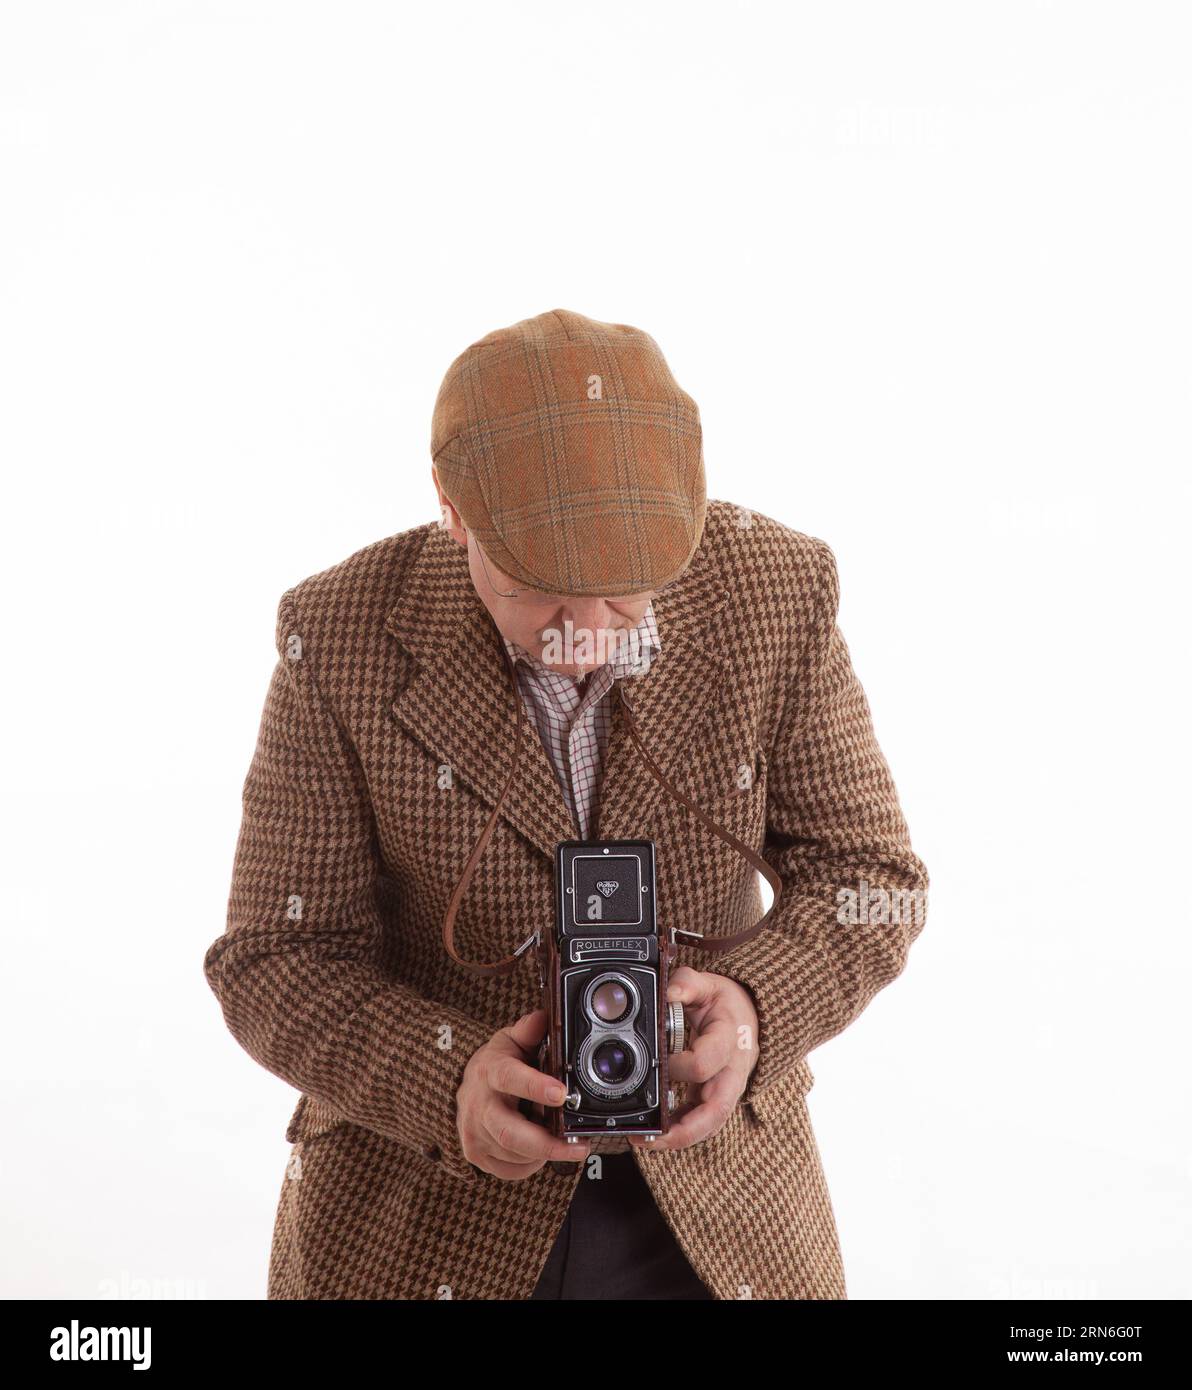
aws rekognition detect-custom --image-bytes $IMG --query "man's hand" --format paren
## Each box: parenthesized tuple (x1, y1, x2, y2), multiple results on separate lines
(456, 1009, 592, 1179)
(628, 965, 759, 1154)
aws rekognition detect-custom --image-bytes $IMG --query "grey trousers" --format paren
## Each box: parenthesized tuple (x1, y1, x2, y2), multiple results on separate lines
(529, 1152, 714, 1300)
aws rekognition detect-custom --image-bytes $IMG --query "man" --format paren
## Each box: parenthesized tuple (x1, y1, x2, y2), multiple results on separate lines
(204, 308, 929, 1300)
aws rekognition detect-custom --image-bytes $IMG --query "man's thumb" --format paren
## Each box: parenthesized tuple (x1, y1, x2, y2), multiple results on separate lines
(505, 1008, 548, 1053)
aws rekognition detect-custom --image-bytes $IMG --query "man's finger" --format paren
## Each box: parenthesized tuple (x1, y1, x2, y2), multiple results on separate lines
(481, 1103, 592, 1165)
(666, 965, 718, 1009)
(632, 1100, 725, 1152)
(498, 1008, 549, 1055)
(473, 1153, 547, 1181)
(485, 1053, 568, 1107)
(631, 1070, 743, 1152)
(667, 1019, 733, 1085)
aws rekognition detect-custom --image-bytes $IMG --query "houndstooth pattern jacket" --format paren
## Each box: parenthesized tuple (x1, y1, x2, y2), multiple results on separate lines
(203, 498, 929, 1300)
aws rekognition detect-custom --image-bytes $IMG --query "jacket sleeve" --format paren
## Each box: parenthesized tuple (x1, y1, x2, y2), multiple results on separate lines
(203, 587, 494, 1180)
(716, 539, 929, 1104)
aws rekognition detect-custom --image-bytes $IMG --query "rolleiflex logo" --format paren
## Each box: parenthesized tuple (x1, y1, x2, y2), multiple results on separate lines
(49, 1321, 151, 1370)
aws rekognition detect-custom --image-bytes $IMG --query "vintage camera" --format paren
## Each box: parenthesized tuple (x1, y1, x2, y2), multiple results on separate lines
(535, 839, 686, 1142)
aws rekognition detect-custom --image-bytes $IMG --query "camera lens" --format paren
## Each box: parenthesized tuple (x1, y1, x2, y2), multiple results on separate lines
(590, 980, 630, 1022)
(592, 1039, 632, 1084)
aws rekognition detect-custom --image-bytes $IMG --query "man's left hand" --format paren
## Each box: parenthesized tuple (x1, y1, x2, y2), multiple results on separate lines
(628, 965, 759, 1153)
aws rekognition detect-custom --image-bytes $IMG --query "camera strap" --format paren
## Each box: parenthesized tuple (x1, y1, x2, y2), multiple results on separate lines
(439, 636, 783, 977)
(613, 680, 783, 958)
(439, 638, 534, 978)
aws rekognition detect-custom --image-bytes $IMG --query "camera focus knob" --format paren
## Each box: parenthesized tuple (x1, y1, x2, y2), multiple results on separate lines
(666, 1000, 687, 1054)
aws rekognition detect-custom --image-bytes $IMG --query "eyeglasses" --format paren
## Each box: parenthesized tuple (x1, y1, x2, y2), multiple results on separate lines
(475, 541, 681, 605)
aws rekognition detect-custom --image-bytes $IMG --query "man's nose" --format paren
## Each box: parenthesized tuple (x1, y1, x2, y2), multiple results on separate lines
(559, 597, 614, 629)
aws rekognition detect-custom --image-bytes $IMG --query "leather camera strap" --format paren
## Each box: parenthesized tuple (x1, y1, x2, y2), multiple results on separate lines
(440, 633, 782, 977)
(439, 638, 531, 978)
(613, 680, 783, 955)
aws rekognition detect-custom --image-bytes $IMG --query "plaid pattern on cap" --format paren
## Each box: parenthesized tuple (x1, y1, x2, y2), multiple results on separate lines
(431, 309, 706, 596)
(502, 603, 660, 840)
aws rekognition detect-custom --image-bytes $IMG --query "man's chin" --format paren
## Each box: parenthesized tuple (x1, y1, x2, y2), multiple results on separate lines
(542, 659, 600, 678)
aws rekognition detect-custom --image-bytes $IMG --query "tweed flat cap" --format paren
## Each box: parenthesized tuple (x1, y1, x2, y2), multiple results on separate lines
(430, 308, 706, 596)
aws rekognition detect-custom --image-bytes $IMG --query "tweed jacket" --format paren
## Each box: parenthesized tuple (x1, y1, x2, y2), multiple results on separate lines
(203, 498, 929, 1300)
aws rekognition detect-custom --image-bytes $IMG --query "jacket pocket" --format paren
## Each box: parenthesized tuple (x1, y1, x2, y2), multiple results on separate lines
(285, 1093, 352, 1146)
(745, 1057, 815, 1127)
(284, 1093, 476, 1180)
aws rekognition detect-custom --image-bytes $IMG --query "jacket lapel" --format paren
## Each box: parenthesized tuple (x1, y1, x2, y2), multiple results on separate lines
(385, 522, 728, 861)
(385, 527, 577, 860)
(593, 552, 728, 840)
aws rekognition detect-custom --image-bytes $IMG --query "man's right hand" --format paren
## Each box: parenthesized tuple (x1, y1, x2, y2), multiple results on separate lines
(456, 1008, 592, 1179)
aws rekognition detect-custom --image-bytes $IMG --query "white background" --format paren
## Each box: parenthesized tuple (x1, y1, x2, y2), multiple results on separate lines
(2, 1, 1188, 1300)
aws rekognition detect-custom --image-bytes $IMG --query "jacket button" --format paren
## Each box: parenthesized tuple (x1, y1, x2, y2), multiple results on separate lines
(423, 1144, 442, 1161)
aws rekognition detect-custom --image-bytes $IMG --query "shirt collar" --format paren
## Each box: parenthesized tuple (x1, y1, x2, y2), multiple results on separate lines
(502, 601, 660, 683)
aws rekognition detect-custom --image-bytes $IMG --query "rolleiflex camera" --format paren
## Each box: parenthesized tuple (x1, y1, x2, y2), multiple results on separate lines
(535, 839, 686, 1141)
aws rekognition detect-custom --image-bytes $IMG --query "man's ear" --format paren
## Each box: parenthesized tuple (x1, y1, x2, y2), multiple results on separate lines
(431, 464, 467, 547)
